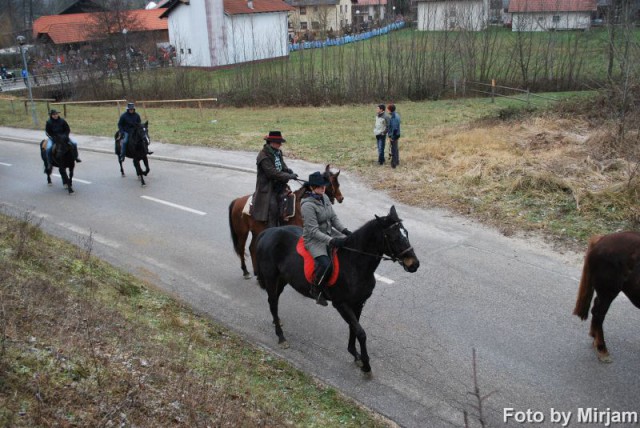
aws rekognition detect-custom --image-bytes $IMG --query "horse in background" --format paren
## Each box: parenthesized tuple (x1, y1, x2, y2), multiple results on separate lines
(573, 231, 640, 362)
(255, 206, 419, 374)
(115, 121, 151, 186)
(228, 164, 343, 279)
(40, 134, 75, 194)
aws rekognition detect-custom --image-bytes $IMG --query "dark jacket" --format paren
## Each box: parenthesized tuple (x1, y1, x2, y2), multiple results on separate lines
(388, 111, 401, 140)
(301, 193, 346, 258)
(118, 111, 141, 134)
(252, 144, 295, 222)
(45, 117, 70, 137)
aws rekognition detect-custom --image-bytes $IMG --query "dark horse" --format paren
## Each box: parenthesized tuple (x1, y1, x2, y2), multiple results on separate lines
(573, 231, 640, 363)
(256, 206, 420, 373)
(40, 134, 75, 194)
(115, 121, 151, 186)
(228, 164, 343, 279)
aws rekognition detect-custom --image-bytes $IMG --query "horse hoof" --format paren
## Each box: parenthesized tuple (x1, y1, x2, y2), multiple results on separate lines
(354, 358, 363, 368)
(362, 369, 373, 379)
(68, 189, 75, 194)
(48, 183, 52, 186)
(243, 272, 252, 280)
(597, 352, 612, 363)
(278, 340, 289, 349)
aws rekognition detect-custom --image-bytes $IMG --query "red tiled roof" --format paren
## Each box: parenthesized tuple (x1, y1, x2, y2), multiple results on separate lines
(160, 0, 293, 17)
(357, 0, 387, 5)
(225, 0, 295, 15)
(33, 8, 168, 44)
(509, 0, 596, 13)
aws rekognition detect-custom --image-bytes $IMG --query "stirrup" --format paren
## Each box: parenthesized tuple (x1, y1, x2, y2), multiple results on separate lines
(311, 283, 328, 306)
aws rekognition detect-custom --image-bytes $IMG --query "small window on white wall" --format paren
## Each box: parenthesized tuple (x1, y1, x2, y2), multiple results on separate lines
(180, 48, 184, 54)
(552, 15, 560, 22)
(188, 48, 192, 54)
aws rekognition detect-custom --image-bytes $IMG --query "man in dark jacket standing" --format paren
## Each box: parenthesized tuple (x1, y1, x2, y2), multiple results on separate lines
(388, 104, 401, 168)
(45, 109, 81, 168)
(252, 131, 298, 227)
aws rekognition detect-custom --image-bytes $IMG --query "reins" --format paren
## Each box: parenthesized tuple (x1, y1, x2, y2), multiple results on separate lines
(340, 221, 413, 263)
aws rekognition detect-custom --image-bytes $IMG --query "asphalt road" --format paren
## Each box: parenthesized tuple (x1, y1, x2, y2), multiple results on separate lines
(1, 127, 639, 428)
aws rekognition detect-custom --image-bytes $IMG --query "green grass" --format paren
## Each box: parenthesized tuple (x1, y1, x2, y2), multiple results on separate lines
(0, 212, 390, 427)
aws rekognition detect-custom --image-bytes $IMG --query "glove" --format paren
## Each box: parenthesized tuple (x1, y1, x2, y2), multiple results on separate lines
(342, 229, 352, 236)
(290, 173, 298, 179)
(330, 237, 347, 248)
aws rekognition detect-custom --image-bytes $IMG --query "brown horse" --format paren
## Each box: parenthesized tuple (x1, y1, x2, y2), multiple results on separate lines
(573, 231, 640, 362)
(229, 164, 343, 279)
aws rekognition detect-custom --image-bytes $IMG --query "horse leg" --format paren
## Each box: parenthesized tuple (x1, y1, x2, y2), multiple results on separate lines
(347, 303, 365, 367)
(68, 167, 74, 194)
(119, 157, 125, 177)
(589, 292, 618, 363)
(135, 160, 146, 186)
(268, 278, 288, 348)
(143, 157, 150, 176)
(334, 302, 371, 373)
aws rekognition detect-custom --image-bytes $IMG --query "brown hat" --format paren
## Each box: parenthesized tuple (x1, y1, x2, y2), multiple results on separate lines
(264, 131, 286, 143)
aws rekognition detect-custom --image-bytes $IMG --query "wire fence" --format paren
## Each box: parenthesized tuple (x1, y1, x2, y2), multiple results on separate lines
(461, 80, 559, 105)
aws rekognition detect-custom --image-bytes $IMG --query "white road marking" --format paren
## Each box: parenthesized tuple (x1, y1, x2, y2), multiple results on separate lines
(57, 222, 121, 249)
(0, 162, 12, 166)
(141, 196, 207, 216)
(52, 173, 91, 184)
(375, 273, 394, 284)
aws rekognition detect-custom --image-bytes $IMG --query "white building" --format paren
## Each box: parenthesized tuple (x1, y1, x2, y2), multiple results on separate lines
(509, 0, 597, 32)
(160, 0, 294, 67)
(416, 0, 489, 31)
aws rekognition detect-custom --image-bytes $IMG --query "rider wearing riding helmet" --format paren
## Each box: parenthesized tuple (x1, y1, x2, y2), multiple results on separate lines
(118, 102, 151, 161)
(45, 109, 81, 168)
(301, 171, 352, 306)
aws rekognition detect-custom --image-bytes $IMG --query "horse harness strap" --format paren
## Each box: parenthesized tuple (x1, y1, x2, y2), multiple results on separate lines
(341, 222, 413, 263)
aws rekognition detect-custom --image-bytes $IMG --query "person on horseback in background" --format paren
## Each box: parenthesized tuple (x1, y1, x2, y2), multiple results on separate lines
(45, 109, 81, 169)
(252, 131, 298, 228)
(301, 171, 352, 306)
(118, 102, 151, 161)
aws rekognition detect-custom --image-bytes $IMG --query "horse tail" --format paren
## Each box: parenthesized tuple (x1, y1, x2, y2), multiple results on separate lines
(228, 199, 242, 258)
(573, 235, 602, 320)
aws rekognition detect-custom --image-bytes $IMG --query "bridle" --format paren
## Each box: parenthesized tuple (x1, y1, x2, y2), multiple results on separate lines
(341, 221, 413, 263)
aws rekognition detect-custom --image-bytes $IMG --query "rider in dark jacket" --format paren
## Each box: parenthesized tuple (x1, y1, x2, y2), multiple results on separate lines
(118, 102, 151, 161)
(45, 109, 81, 168)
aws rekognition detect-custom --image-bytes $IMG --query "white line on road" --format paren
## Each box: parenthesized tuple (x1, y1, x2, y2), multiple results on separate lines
(0, 162, 12, 166)
(141, 196, 207, 216)
(57, 222, 121, 249)
(53, 173, 92, 184)
(375, 273, 394, 284)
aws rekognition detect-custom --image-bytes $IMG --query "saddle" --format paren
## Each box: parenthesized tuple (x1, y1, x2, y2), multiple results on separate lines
(296, 237, 340, 287)
(246, 187, 296, 222)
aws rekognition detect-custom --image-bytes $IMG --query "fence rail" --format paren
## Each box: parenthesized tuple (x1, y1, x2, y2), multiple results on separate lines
(464, 80, 559, 105)
(50, 98, 218, 118)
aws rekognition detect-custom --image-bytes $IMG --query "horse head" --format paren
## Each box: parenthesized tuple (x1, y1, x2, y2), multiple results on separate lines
(131, 121, 149, 151)
(375, 206, 420, 273)
(324, 164, 344, 204)
(53, 134, 72, 155)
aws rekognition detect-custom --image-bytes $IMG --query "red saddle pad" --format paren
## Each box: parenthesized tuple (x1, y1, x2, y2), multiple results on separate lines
(296, 237, 339, 286)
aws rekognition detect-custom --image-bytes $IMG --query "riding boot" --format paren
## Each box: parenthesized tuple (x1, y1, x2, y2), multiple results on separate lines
(311, 257, 330, 307)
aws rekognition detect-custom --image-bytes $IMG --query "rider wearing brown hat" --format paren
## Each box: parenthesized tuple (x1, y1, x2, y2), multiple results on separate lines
(252, 131, 298, 228)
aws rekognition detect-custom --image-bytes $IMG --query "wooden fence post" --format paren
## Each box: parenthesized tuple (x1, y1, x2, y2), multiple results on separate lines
(491, 79, 496, 103)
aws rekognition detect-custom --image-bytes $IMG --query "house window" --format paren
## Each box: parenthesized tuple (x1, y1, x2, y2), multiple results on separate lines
(313, 6, 317, 12)
(188, 48, 191, 54)
(301, 21, 308, 29)
(312, 21, 320, 29)
(180, 48, 184, 54)
(552, 15, 560, 22)
(537, 16, 544, 22)
(300, 7, 306, 15)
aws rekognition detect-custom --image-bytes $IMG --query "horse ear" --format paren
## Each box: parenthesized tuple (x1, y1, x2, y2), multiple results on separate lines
(325, 164, 331, 172)
(144, 121, 149, 127)
(389, 205, 398, 219)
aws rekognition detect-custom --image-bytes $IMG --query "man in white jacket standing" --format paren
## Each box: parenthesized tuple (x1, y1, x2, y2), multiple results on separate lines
(373, 104, 390, 165)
